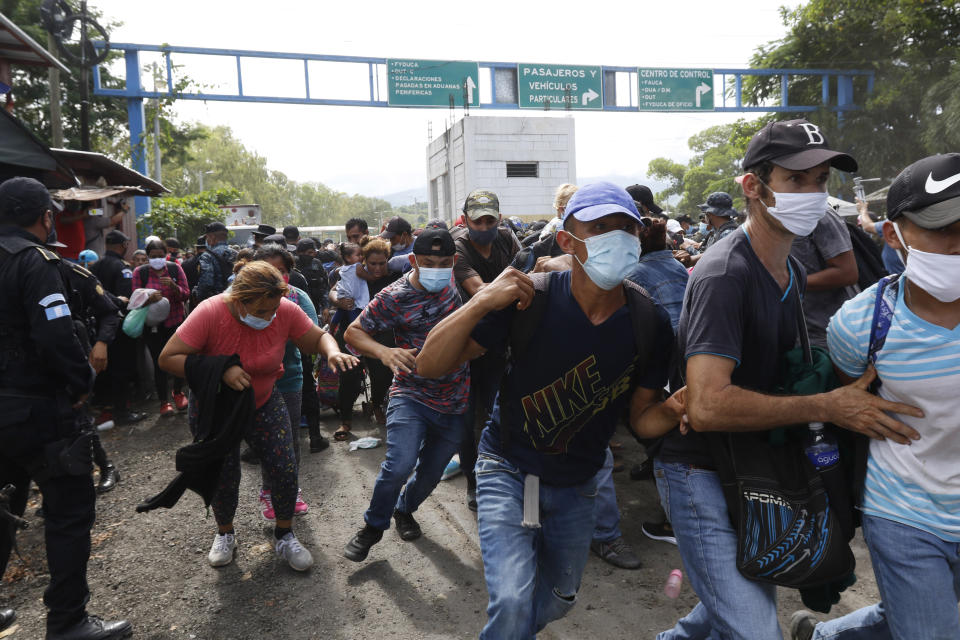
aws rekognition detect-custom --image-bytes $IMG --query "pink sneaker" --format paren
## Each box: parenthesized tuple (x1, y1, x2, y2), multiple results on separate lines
(259, 489, 275, 522)
(294, 488, 309, 516)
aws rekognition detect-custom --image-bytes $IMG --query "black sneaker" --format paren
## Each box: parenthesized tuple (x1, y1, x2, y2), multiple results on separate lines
(115, 411, 145, 426)
(630, 459, 654, 481)
(343, 524, 383, 562)
(590, 536, 642, 570)
(309, 435, 330, 453)
(467, 488, 477, 512)
(641, 521, 677, 546)
(393, 510, 422, 541)
(789, 610, 818, 640)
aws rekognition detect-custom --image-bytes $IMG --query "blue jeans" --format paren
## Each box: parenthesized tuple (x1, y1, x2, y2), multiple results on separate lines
(364, 397, 463, 531)
(592, 447, 622, 543)
(654, 460, 782, 639)
(812, 513, 960, 639)
(476, 453, 597, 640)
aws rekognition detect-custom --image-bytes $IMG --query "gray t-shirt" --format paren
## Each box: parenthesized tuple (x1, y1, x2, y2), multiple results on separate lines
(83, 211, 115, 257)
(790, 209, 853, 347)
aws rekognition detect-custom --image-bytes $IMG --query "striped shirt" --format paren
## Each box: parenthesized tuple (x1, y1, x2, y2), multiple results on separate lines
(827, 280, 960, 542)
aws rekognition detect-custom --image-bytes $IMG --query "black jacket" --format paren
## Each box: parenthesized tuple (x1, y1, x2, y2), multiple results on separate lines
(90, 249, 134, 300)
(136, 354, 254, 512)
(0, 226, 92, 400)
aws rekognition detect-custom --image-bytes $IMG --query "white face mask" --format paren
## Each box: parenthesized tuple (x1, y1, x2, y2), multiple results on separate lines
(148, 257, 166, 271)
(893, 223, 960, 302)
(758, 182, 829, 237)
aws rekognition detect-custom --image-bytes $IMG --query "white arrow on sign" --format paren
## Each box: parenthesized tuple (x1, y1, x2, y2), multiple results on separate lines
(695, 81, 712, 108)
(465, 76, 477, 104)
(582, 88, 599, 106)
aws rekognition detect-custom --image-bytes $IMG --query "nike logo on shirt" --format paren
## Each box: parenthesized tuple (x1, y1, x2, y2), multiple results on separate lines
(925, 171, 960, 194)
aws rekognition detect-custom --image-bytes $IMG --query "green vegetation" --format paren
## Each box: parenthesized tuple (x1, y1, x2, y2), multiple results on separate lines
(652, 0, 960, 217)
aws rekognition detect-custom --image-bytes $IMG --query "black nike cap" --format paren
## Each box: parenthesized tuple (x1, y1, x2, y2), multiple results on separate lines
(887, 153, 960, 229)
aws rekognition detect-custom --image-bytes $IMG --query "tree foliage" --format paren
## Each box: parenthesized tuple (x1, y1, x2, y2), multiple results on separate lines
(745, 0, 960, 184)
(648, 118, 771, 215)
(161, 125, 394, 229)
(138, 187, 241, 241)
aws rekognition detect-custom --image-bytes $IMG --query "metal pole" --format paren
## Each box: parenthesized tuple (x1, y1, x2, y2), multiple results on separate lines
(153, 65, 161, 182)
(47, 32, 63, 147)
(79, 0, 90, 150)
(124, 49, 150, 229)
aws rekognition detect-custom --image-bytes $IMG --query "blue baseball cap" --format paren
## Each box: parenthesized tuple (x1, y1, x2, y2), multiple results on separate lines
(561, 182, 643, 225)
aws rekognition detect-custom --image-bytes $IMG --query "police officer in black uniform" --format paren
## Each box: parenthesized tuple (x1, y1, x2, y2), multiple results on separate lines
(294, 238, 331, 453)
(47, 232, 122, 493)
(0, 177, 132, 639)
(91, 230, 145, 425)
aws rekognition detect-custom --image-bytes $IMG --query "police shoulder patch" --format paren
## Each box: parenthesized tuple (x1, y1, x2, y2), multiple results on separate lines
(71, 263, 93, 277)
(35, 246, 60, 262)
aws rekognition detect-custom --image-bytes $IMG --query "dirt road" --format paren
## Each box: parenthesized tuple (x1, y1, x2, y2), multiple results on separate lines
(3, 406, 880, 639)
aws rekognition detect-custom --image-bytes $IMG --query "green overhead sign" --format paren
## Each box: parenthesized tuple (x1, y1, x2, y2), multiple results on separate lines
(637, 68, 714, 111)
(517, 63, 603, 110)
(386, 59, 480, 107)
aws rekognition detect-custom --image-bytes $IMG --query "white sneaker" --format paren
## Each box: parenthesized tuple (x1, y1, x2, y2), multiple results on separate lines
(208, 532, 237, 567)
(276, 532, 313, 571)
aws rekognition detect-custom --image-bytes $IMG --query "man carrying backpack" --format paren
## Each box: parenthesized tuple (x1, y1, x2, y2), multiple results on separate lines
(417, 182, 683, 639)
(790, 153, 960, 640)
(193, 222, 236, 303)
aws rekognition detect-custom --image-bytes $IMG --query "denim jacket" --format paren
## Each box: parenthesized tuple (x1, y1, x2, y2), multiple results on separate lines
(626, 250, 689, 332)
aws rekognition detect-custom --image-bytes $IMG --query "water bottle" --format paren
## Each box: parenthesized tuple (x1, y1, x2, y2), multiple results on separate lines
(664, 569, 683, 598)
(804, 422, 840, 470)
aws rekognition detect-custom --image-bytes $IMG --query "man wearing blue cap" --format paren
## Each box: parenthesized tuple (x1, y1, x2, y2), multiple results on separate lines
(417, 182, 683, 639)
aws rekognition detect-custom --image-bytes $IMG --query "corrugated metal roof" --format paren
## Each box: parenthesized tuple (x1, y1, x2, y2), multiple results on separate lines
(0, 12, 70, 74)
(50, 148, 169, 195)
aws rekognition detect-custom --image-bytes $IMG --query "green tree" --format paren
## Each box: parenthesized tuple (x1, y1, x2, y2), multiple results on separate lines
(745, 0, 960, 187)
(648, 118, 770, 215)
(139, 187, 241, 241)
(3, 0, 128, 151)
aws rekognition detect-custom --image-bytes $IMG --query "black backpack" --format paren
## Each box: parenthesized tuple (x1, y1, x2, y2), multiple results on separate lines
(498, 272, 662, 449)
(844, 220, 886, 290)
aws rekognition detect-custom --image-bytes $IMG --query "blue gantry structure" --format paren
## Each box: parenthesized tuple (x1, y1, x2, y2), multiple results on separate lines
(92, 42, 874, 217)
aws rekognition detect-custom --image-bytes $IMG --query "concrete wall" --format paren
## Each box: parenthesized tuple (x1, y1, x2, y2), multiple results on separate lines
(426, 116, 576, 223)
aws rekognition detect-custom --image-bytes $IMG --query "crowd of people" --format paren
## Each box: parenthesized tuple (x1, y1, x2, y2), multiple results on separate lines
(0, 116, 957, 640)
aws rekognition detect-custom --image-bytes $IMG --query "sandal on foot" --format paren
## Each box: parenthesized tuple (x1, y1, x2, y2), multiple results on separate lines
(334, 425, 351, 441)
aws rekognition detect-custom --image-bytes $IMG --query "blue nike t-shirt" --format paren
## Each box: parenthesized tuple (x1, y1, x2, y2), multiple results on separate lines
(471, 270, 672, 486)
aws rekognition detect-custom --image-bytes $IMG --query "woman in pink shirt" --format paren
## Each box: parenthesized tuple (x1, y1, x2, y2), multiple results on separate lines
(134, 239, 191, 416)
(159, 261, 357, 572)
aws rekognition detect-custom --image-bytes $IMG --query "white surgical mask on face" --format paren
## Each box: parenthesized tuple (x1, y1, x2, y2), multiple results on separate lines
(758, 181, 829, 237)
(893, 222, 960, 302)
(148, 257, 166, 271)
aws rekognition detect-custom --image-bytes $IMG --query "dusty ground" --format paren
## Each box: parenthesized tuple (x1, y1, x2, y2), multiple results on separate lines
(3, 403, 881, 639)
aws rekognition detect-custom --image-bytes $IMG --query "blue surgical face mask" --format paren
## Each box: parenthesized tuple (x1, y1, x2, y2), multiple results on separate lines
(239, 303, 276, 330)
(205, 241, 214, 251)
(566, 229, 641, 290)
(698, 222, 709, 235)
(468, 226, 498, 245)
(415, 258, 453, 293)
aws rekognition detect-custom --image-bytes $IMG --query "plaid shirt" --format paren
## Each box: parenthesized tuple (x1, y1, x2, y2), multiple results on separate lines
(133, 263, 190, 328)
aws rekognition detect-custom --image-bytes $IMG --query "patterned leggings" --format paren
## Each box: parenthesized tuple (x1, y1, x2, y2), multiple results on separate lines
(190, 387, 298, 524)
(261, 390, 302, 492)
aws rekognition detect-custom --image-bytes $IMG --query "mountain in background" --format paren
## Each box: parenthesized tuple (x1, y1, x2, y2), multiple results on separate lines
(378, 175, 673, 209)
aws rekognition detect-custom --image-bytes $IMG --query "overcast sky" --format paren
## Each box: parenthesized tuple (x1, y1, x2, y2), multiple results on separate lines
(92, 0, 795, 198)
